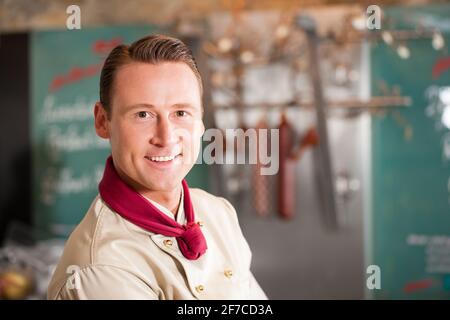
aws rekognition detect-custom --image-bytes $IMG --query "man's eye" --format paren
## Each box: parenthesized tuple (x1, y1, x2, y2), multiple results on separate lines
(137, 111, 149, 118)
(176, 110, 187, 117)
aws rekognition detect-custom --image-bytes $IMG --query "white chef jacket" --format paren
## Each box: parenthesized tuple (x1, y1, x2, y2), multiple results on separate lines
(47, 187, 268, 300)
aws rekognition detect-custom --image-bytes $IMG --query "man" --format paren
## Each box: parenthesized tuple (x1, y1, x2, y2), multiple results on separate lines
(47, 35, 267, 300)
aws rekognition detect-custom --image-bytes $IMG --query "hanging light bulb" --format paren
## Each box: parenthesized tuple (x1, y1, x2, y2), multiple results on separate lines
(217, 37, 233, 53)
(351, 14, 366, 31)
(240, 50, 255, 64)
(381, 31, 394, 45)
(275, 24, 290, 39)
(432, 31, 445, 50)
(397, 43, 410, 59)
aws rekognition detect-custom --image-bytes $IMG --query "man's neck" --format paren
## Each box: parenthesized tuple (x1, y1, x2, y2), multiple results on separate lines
(141, 186, 182, 217)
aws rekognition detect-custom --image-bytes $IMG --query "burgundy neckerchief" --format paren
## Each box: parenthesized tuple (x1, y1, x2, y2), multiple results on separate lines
(98, 156, 207, 260)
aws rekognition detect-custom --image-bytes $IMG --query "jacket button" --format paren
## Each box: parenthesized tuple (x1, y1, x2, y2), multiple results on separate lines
(195, 285, 204, 293)
(224, 269, 233, 278)
(163, 239, 173, 247)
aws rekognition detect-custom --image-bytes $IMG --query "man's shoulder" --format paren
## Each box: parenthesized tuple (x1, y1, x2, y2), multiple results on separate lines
(53, 195, 149, 269)
(189, 187, 215, 199)
(189, 188, 232, 207)
(47, 195, 152, 298)
(189, 188, 240, 227)
(189, 188, 236, 213)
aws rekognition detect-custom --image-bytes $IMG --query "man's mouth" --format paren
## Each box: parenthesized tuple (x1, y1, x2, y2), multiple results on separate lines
(145, 154, 181, 163)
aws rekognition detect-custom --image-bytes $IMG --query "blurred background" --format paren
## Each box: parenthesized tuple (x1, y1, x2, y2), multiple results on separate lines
(1, 0, 450, 300)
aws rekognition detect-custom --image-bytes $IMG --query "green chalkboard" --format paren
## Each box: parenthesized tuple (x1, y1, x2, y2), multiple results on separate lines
(370, 5, 450, 299)
(31, 26, 209, 238)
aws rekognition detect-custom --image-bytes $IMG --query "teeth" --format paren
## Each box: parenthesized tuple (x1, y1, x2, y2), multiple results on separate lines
(148, 155, 176, 162)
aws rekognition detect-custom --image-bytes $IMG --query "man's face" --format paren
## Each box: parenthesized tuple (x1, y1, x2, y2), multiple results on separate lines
(96, 62, 204, 193)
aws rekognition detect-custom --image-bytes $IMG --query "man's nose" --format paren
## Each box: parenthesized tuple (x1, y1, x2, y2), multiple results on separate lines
(149, 117, 178, 147)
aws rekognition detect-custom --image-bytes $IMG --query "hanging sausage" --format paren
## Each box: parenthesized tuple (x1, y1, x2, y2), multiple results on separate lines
(278, 112, 296, 219)
(278, 113, 319, 220)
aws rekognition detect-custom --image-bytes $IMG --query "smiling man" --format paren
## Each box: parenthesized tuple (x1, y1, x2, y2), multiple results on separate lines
(47, 35, 267, 300)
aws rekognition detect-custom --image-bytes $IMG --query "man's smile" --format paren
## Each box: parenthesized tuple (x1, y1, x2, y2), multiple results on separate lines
(144, 153, 183, 169)
(145, 154, 179, 162)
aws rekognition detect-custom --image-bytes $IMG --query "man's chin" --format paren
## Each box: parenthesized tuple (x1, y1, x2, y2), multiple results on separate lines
(142, 177, 183, 193)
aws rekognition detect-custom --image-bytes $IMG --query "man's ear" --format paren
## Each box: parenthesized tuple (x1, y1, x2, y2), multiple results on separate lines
(94, 102, 110, 139)
(200, 121, 205, 136)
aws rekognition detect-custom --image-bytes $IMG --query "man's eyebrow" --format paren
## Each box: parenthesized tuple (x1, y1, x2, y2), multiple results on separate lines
(171, 103, 199, 110)
(123, 103, 201, 112)
(123, 103, 155, 111)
